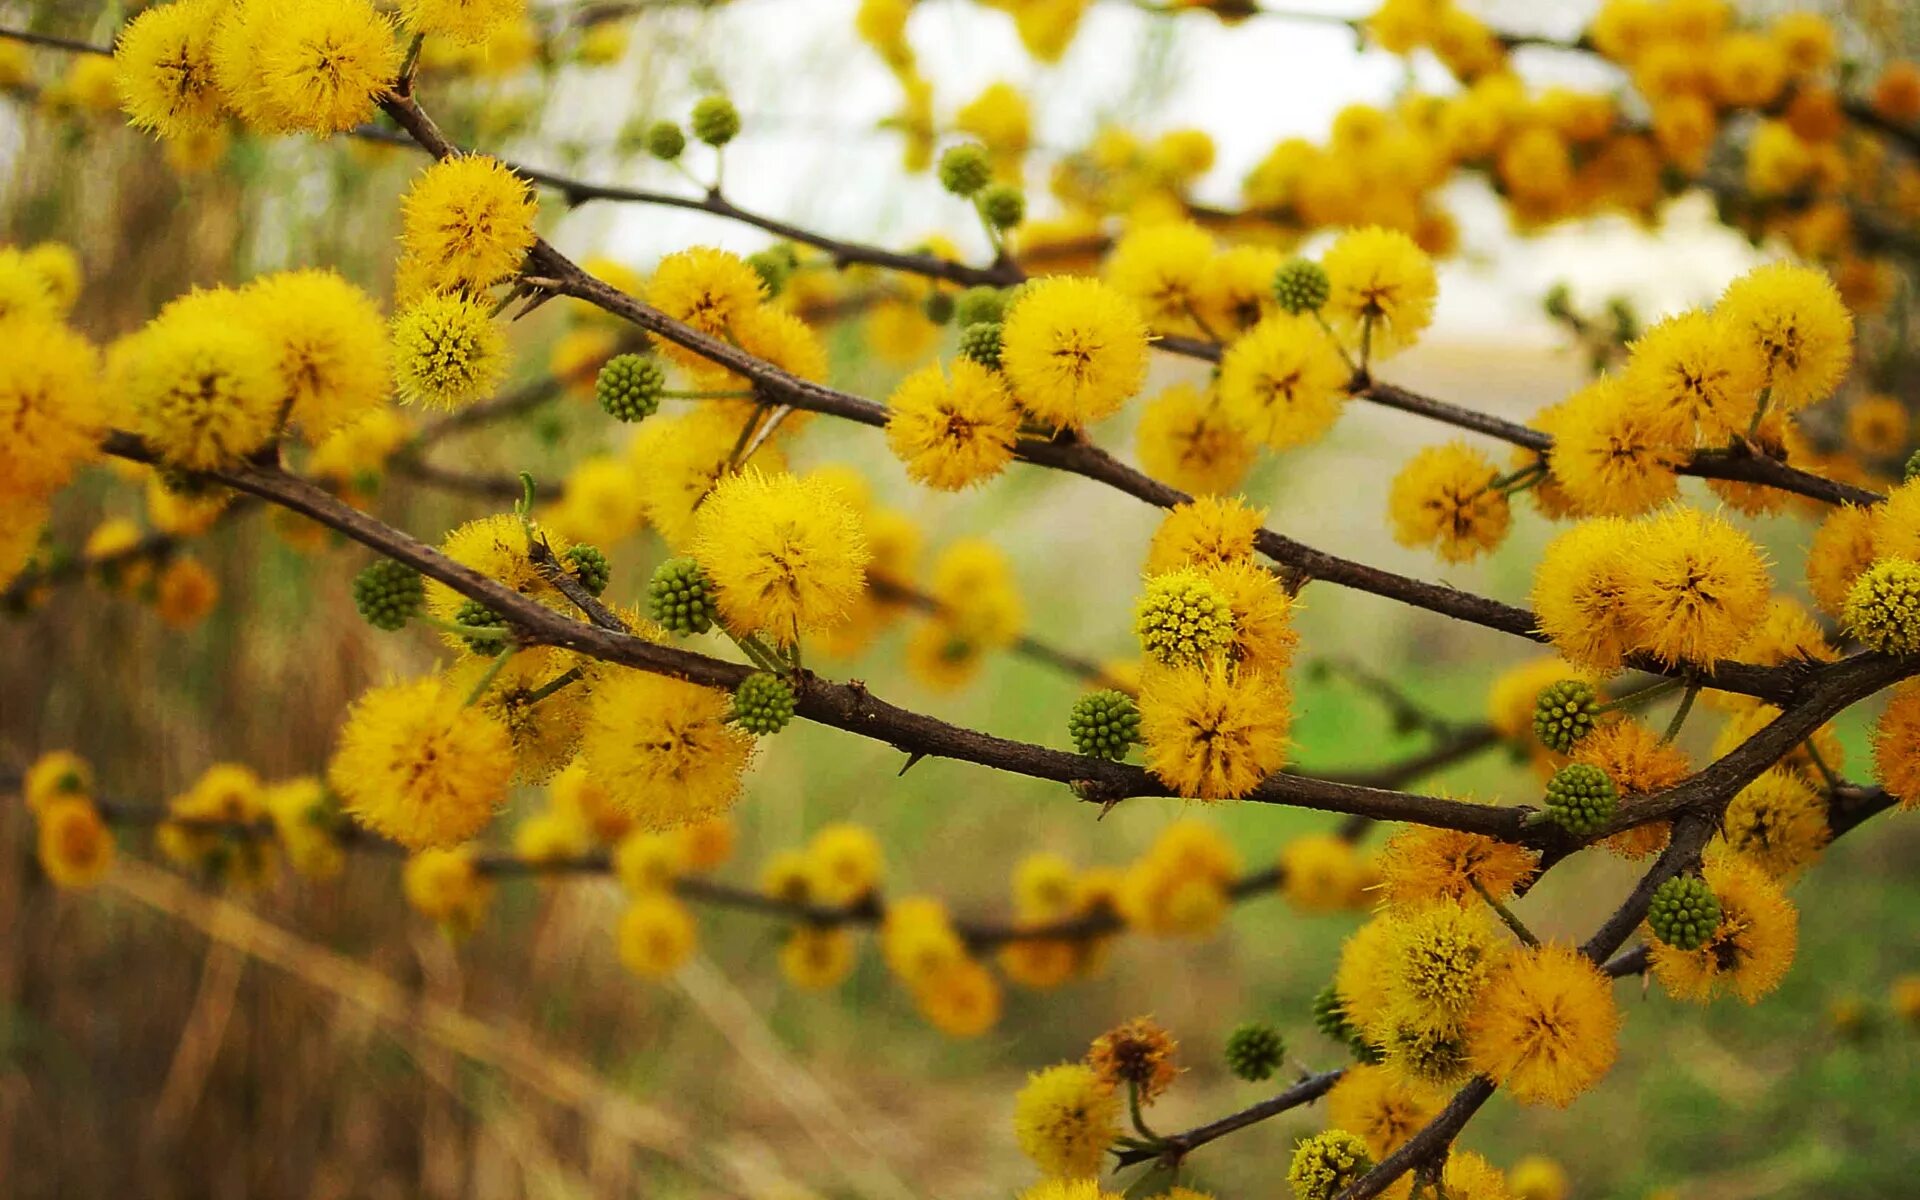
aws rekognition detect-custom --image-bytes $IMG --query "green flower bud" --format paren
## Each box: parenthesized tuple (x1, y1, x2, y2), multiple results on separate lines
(1647, 874, 1722, 951)
(647, 556, 717, 635)
(1067, 689, 1140, 761)
(563, 544, 611, 596)
(923, 289, 956, 326)
(1533, 678, 1601, 753)
(1542, 762, 1618, 836)
(1272, 258, 1331, 315)
(690, 95, 740, 147)
(596, 353, 667, 423)
(747, 245, 797, 297)
(730, 671, 797, 734)
(979, 182, 1025, 230)
(453, 598, 509, 654)
(958, 321, 1002, 368)
(952, 286, 1009, 328)
(646, 120, 686, 160)
(1224, 1021, 1287, 1082)
(352, 559, 424, 631)
(938, 142, 992, 197)
(1904, 449, 1920, 483)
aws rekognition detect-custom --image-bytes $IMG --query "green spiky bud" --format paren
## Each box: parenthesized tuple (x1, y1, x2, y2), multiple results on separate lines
(1224, 1022, 1287, 1082)
(923, 289, 956, 326)
(1068, 689, 1140, 761)
(1533, 678, 1601, 753)
(1288, 1130, 1373, 1200)
(952, 286, 1009, 328)
(1311, 983, 1352, 1044)
(596, 353, 667, 423)
(979, 183, 1025, 230)
(747, 246, 797, 297)
(352, 559, 424, 631)
(1904, 448, 1920, 483)
(563, 544, 611, 596)
(690, 95, 740, 147)
(646, 120, 686, 160)
(453, 598, 509, 653)
(1272, 258, 1331, 315)
(938, 142, 993, 197)
(1542, 762, 1618, 836)
(647, 556, 717, 635)
(1647, 874, 1722, 951)
(730, 671, 797, 734)
(958, 321, 1002, 368)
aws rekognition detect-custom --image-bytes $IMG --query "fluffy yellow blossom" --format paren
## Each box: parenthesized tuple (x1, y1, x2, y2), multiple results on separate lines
(1216, 312, 1350, 450)
(391, 293, 507, 409)
(1276, 834, 1365, 914)
(807, 822, 885, 906)
(1716, 262, 1853, 411)
(154, 555, 219, 628)
(689, 469, 869, 645)
(1135, 384, 1257, 496)
(403, 846, 492, 937)
(1012, 1063, 1120, 1178)
(328, 675, 517, 849)
(884, 358, 1021, 490)
(1134, 568, 1236, 667)
(0, 247, 66, 324)
(1388, 441, 1511, 563)
(999, 276, 1150, 429)
(36, 797, 115, 888)
(1384, 900, 1505, 1027)
(914, 957, 1003, 1036)
(1104, 221, 1215, 334)
(1086, 1016, 1179, 1103)
(1847, 394, 1909, 459)
(1118, 821, 1241, 936)
(1574, 719, 1686, 859)
(246, 269, 390, 439)
(398, 155, 538, 294)
(617, 893, 696, 978)
(1467, 942, 1619, 1106)
(1871, 681, 1920, 809)
(1720, 768, 1829, 878)
(1204, 559, 1298, 672)
(113, 0, 225, 140)
(1321, 226, 1437, 357)
(645, 247, 766, 368)
(421, 511, 571, 635)
(0, 318, 102, 504)
(1843, 558, 1920, 655)
(1547, 376, 1681, 516)
(118, 303, 282, 472)
(1139, 659, 1289, 799)
(1326, 1063, 1439, 1159)
(1650, 850, 1798, 1003)
(1507, 1156, 1569, 1200)
(263, 777, 345, 880)
(780, 927, 857, 989)
(1145, 495, 1266, 575)
(1618, 507, 1771, 669)
(1531, 518, 1639, 672)
(1808, 503, 1878, 618)
(1375, 822, 1539, 906)
(1620, 311, 1767, 447)
(251, 0, 401, 134)
(398, 0, 528, 46)
(449, 648, 592, 783)
(628, 406, 785, 548)
(24, 751, 93, 813)
(580, 669, 755, 829)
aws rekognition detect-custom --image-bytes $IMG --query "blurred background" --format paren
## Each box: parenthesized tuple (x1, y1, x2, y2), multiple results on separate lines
(3, 0, 1920, 1197)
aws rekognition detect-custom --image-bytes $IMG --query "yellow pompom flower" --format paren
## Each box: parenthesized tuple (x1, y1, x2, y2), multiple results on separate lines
(1204, 559, 1299, 672)
(1325, 1063, 1439, 1160)
(1134, 568, 1236, 667)
(1736, 595, 1836, 669)
(1440, 1150, 1513, 1200)
(21, 243, 80, 316)
(1842, 558, 1920, 655)
(1321, 226, 1437, 357)
(629, 406, 785, 549)
(1278, 834, 1365, 913)
(1288, 1129, 1374, 1200)
(1018, 1179, 1124, 1200)
(391, 292, 507, 409)
(1387, 441, 1511, 563)
(1215, 312, 1350, 450)
(1466, 941, 1619, 1107)
(1618, 506, 1771, 669)
(398, 0, 528, 46)
(999, 276, 1150, 429)
(617, 892, 696, 978)
(1620, 310, 1767, 447)
(807, 822, 885, 906)
(1716, 261, 1853, 411)
(328, 675, 517, 850)
(1385, 900, 1505, 1027)
(780, 926, 857, 989)
(1649, 850, 1798, 1003)
(36, 797, 115, 889)
(252, 0, 401, 135)
(884, 358, 1021, 490)
(689, 468, 870, 645)
(914, 957, 1003, 1037)
(421, 511, 571, 635)
(1546, 376, 1681, 517)
(1719, 767, 1829, 878)
(644, 247, 766, 366)
(113, 0, 225, 141)
(1375, 822, 1539, 907)
(1138, 659, 1290, 799)
(1846, 394, 1909, 459)
(402, 846, 493, 937)
(0, 247, 64, 324)
(448, 647, 591, 783)
(119, 306, 283, 472)
(25, 750, 94, 813)
(1531, 517, 1639, 672)
(1871, 681, 1920, 809)
(1011, 1062, 1120, 1179)
(1104, 221, 1215, 334)
(880, 895, 966, 984)
(154, 555, 219, 628)
(1573, 719, 1688, 859)
(1809, 503, 1878, 618)
(244, 269, 390, 439)
(1145, 495, 1266, 575)
(580, 668, 755, 829)
(0, 318, 103, 504)
(1135, 384, 1257, 496)
(262, 777, 345, 880)
(1333, 915, 1399, 1035)
(1507, 1156, 1570, 1200)
(398, 155, 538, 294)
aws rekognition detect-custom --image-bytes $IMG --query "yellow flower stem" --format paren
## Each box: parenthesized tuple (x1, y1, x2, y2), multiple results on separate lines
(1596, 674, 1686, 714)
(1487, 460, 1548, 496)
(724, 628, 784, 675)
(1746, 386, 1774, 439)
(396, 32, 425, 92)
(1179, 298, 1227, 346)
(663, 389, 756, 400)
(1359, 312, 1376, 373)
(1471, 876, 1541, 949)
(1802, 738, 1845, 793)
(423, 616, 511, 642)
(463, 646, 517, 707)
(525, 665, 585, 705)
(1660, 679, 1701, 744)
(1311, 309, 1358, 373)
(1126, 1079, 1164, 1144)
(971, 196, 1008, 260)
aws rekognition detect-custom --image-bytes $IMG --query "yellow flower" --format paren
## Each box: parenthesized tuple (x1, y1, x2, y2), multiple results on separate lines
(1135, 384, 1257, 496)
(1104, 221, 1215, 334)
(1620, 310, 1767, 447)
(543, 455, 647, 547)
(1321, 225, 1437, 357)
(118, 302, 282, 472)
(1507, 1156, 1570, 1200)
(37, 797, 114, 888)
(580, 668, 755, 829)
(250, 0, 401, 135)
(1871, 680, 1920, 809)
(1618, 506, 1772, 669)
(1145, 495, 1266, 575)
(955, 80, 1032, 164)
(154, 555, 219, 628)
(645, 247, 766, 368)
(999, 276, 1150, 429)
(1204, 559, 1298, 672)
(1708, 31, 1786, 107)
(1846, 394, 1909, 459)
(1375, 822, 1539, 907)
(1117, 821, 1240, 936)
(1842, 557, 1920, 655)
(328, 674, 517, 850)
(421, 511, 572, 638)
(880, 895, 965, 984)
(246, 269, 391, 440)
(307, 407, 414, 492)
(1334, 916, 1399, 1035)
(1466, 941, 1619, 1107)
(1134, 568, 1236, 668)
(262, 777, 345, 880)
(1716, 261, 1853, 410)
(628, 406, 785, 548)
(1018, 1180, 1124, 1200)
(1288, 1129, 1374, 1200)
(398, 154, 538, 294)
(1719, 767, 1829, 878)
(25, 750, 94, 813)
(913, 957, 1003, 1036)
(0, 246, 65, 324)
(1011, 1062, 1120, 1178)
(1325, 1062, 1439, 1159)
(689, 468, 870, 645)
(448, 647, 592, 783)
(884, 358, 1021, 490)
(1138, 659, 1290, 799)
(1441, 1150, 1514, 1200)
(1388, 441, 1511, 563)
(1384, 900, 1505, 1027)
(1194, 244, 1283, 337)
(1546, 376, 1681, 517)
(617, 892, 696, 978)
(1215, 312, 1350, 449)
(391, 293, 507, 410)
(806, 822, 885, 906)
(1574, 719, 1687, 859)
(403, 846, 493, 937)
(1737, 595, 1836, 668)
(1808, 503, 1878, 618)
(0, 317, 102, 505)
(1531, 517, 1639, 672)
(1649, 850, 1798, 1003)
(780, 927, 857, 989)
(113, 0, 225, 140)
(1086, 1016, 1179, 1103)
(398, 0, 528, 46)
